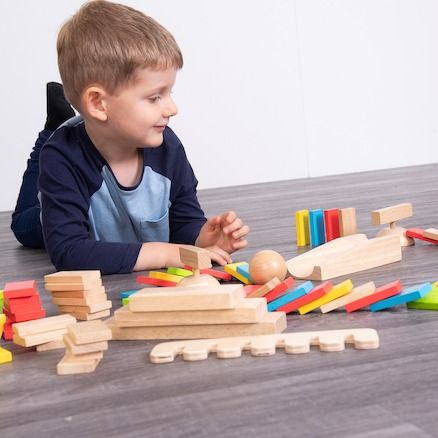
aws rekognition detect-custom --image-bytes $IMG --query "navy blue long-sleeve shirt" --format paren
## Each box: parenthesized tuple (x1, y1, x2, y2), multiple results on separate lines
(38, 118, 207, 275)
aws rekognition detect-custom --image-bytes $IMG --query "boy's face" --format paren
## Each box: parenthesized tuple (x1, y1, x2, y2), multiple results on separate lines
(104, 67, 178, 148)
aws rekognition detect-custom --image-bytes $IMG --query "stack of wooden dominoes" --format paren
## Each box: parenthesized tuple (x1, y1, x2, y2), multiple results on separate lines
(2, 280, 46, 340)
(44, 271, 112, 321)
(57, 320, 112, 375)
(107, 284, 286, 340)
(12, 314, 77, 351)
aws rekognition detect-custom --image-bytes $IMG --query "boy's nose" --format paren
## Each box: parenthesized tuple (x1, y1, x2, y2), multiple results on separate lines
(163, 98, 178, 118)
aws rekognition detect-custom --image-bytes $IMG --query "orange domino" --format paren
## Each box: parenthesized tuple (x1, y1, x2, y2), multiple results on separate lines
(264, 277, 295, 303)
(345, 280, 402, 312)
(277, 281, 332, 314)
(136, 276, 177, 287)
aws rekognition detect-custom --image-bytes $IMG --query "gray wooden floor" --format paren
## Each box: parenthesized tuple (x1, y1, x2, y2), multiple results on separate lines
(1, 163, 438, 438)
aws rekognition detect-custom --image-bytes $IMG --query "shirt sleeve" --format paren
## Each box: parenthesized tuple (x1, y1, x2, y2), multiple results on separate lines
(39, 144, 142, 275)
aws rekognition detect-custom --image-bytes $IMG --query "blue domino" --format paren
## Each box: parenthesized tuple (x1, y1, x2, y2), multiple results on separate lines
(309, 209, 326, 247)
(120, 289, 141, 299)
(370, 282, 432, 312)
(268, 281, 314, 312)
(236, 264, 252, 281)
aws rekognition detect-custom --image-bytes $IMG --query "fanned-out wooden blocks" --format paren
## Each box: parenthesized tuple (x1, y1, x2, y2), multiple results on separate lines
(57, 320, 112, 375)
(149, 328, 380, 363)
(320, 282, 376, 313)
(224, 262, 252, 285)
(44, 270, 112, 320)
(406, 228, 438, 245)
(268, 281, 313, 312)
(12, 314, 77, 349)
(286, 234, 401, 280)
(0, 314, 12, 364)
(371, 203, 414, 247)
(407, 281, 438, 310)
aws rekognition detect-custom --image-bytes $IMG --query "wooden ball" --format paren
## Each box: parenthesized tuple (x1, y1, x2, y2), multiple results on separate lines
(249, 250, 287, 285)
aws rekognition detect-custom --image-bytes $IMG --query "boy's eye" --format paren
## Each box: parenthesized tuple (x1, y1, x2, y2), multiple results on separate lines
(148, 96, 161, 103)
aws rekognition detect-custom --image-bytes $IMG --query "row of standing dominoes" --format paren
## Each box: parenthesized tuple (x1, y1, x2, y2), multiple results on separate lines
(295, 208, 357, 248)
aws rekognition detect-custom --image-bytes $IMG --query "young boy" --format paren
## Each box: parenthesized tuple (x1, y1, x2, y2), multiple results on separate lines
(11, 0, 249, 275)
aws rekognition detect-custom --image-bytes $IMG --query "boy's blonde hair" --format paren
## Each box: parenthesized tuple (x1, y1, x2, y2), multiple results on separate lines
(57, 0, 183, 110)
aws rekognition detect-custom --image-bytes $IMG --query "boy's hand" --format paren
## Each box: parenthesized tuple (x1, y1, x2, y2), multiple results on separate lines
(195, 211, 250, 265)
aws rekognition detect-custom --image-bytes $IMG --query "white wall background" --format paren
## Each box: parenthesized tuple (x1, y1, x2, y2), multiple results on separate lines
(1, 0, 437, 212)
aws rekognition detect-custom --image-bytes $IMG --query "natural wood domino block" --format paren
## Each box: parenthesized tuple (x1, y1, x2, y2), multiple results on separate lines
(52, 294, 108, 307)
(57, 300, 112, 314)
(129, 284, 245, 312)
(371, 203, 412, 225)
(13, 328, 68, 347)
(107, 311, 286, 340)
(423, 228, 438, 241)
(57, 352, 101, 375)
(320, 281, 376, 313)
(65, 309, 111, 321)
(44, 270, 101, 284)
(149, 328, 380, 363)
(179, 246, 212, 269)
(36, 338, 66, 352)
(339, 208, 357, 236)
(44, 279, 103, 292)
(49, 286, 105, 298)
(114, 298, 267, 327)
(63, 333, 109, 355)
(247, 277, 281, 298)
(13, 314, 76, 336)
(67, 320, 112, 345)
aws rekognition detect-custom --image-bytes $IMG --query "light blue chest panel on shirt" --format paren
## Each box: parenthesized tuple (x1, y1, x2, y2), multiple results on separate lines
(88, 165, 171, 243)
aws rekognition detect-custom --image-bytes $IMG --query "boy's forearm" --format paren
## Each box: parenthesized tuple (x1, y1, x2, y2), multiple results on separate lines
(133, 242, 183, 272)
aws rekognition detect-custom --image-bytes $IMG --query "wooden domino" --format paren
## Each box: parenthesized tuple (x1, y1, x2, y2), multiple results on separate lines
(149, 271, 184, 283)
(63, 333, 109, 355)
(67, 320, 112, 345)
(3, 280, 37, 299)
(422, 228, 438, 241)
(136, 276, 177, 287)
(295, 210, 310, 247)
(44, 270, 101, 284)
(57, 351, 102, 375)
(13, 314, 76, 337)
(179, 246, 211, 269)
(339, 208, 357, 236)
(236, 264, 252, 282)
(167, 267, 193, 277)
(320, 282, 376, 313)
(183, 266, 233, 281)
(268, 281, 314, 312)
(405, 228, 438, 245)
(149, 328, 380, 363)
(246, 277, 281, 298)
(407, 281, 438, 310)
(264, 277, 295, 303)
(324, 209, 341, 241)
(44, 279, 102, 292)
(224, 262, 252, 285)
(36, 339, 66, 352)
(309, 209, 326, 247)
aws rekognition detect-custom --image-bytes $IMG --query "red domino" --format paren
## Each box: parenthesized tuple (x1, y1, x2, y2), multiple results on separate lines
(136, 276, 177, 287)
(324, 209, 341, 241)
(2, 322, 13, 341)
(265, 277, 295, 303)
(183, 265, 233, 281)
(4, 295, 42, 313)
(3, 280, 37, 299)
(277, 281, 333, 314)
(3, 307, 46, 323)
(406, 228, 438, 245)
(243, 285, 262, 296)
(346, 280, 402, 312)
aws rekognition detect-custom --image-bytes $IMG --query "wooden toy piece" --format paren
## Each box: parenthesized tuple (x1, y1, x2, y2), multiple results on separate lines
(286, 234, 401, 281)
(13, 328, 69, 347)
(339, 208, 357, 237)
(107, 311, 287, 340)
(224, 262, 252, 285)
(3, 307, 46, 323)
(243, 285, 262, 296)
(3, 280, 37, 299)
(295, 210, 310, 246)
(0, 346, 13, 364)
(149, 271, 184, 283)
(129, 284, 245, 312)
(370, 282, 432, 311)
(423, 228, 438, 241)
(44, 279, 102, 292)
(277, 281, 332, 314)
(407, 281, 438, 310)
(371, 203, 414, 247)
(298, 279, 353, 314)
(13, 314, 76, 337)
(324, 209, 341, 241)
(178, 246, 219, 287)
(57, 300, 112, 314)
(149, 328, 380, 363)
(51, 294, 108, 307)
(183, 266, 233, 281)
(136, 276, 177, 287)
(51, 286, 106, 299)
(249, 250, 287, 285)
(57, 351, 102, 375)
(67, 320, 112, 345)
(65, 309, 111, 321)
(264, 277, 295, 303)
(268, 281, 314, 312)
(63, 333, 109, 355)
(36, 339, 66, 352)
(309, 209, 326, 247)
(120, 289, 141, 300)
(44, 270, 101, 284)
(246, 277, 281, 298)
(320, 281, 376, 313)
(346, 280, 402, 312)
(167, 267, 193, 277)
(236, 264, 253, 282)
(405, 228, 438, 245)
(114, 297, 267, 326)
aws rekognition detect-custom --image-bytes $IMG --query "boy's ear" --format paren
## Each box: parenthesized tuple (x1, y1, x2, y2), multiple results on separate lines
(81, 86, 108, 121)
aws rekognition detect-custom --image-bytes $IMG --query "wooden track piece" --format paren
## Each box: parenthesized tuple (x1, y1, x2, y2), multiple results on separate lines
(405, 228, 438, 245)
(371, 203, 412, 225)
(370, 282, 432, 311)
(320, 282, 376, 313)
(44, 270, 101, 284)
(13, 314, 76, 336)
(345, 280, 402, 312)
(129, 284, 245, 312)
(149, 328, 380, 363)
(277, 281, 332, 314)
(339, 208, 357, 237)
(295, 210, 310, 247)
(136, 276, 177, 287)
(268, 281, 313, 312)
(67, 320, 112, 345)
(407, 281, 438, 310)
(246, 277, 281, 298)
(107, 311, 286, 340)
(114, 297, 267, 326)
(286, 234, 401, 280)
(422, 228, 438, 241)
(298, 279, 353, 314)
(324, 209, 341, 241)
(264, 277, 295, 303)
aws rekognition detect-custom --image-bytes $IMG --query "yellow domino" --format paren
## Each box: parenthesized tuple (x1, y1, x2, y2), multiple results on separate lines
(149, 271, 184, 283)
(0, 313, 5, 335)
(299, 279, 353, 315)
(0, 346, 12, 364)
(295, 210, 310, 247)
(224, 262, 252, 285)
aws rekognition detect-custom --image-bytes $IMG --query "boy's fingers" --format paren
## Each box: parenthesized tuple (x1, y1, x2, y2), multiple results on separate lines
(232, 225, 250, 239)
(223, 218, 243, 235)
(232, 239, 248, 250)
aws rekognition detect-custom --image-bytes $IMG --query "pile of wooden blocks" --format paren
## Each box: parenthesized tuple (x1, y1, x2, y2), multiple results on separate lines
(57, 320, 112, 375)
(2, 280, 46, 340)
(13, 314, 77, 351)
(44, 271, 112, 320)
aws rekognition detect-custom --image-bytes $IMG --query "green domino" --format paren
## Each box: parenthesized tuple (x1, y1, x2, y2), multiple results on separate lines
(167, 267, 193, 277)
(407, 281, 438, 310)
(122, 297, 130, 306)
